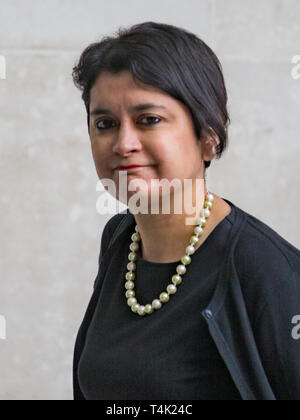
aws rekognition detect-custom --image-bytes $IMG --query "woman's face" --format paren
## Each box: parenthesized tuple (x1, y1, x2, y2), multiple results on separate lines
(89, 70, 208, 207)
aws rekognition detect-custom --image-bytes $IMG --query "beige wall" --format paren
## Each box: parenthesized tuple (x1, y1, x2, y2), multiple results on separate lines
(0, 0, 299, 400)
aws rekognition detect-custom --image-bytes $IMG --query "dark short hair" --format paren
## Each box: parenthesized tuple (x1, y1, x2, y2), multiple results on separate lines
(72, 21, 230, 170)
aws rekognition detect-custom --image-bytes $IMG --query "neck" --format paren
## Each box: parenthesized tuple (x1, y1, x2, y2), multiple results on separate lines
(132, 181, 210, 264)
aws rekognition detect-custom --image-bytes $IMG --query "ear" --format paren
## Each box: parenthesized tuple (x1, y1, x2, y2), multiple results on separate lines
(200, 127, 220, 162)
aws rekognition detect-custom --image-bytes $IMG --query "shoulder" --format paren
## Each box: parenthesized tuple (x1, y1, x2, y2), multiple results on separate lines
(232, 206, 300, 314)
(235, 207, 300, 273)
(100, 209, 134, 256)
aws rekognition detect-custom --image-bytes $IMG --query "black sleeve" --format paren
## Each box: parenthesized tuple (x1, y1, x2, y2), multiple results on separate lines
(72, 214, 127, 400)
(72, 245, 104, 400)
(253, 267, 300, 400)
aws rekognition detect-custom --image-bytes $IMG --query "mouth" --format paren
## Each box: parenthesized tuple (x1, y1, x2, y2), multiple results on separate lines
(114, 165, 153, 171)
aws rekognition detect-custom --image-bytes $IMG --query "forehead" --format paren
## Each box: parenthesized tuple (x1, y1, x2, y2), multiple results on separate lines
(89, 70, 180, 113)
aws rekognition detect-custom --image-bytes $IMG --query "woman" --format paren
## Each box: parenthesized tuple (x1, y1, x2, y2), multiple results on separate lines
(72, 21, 300, 400)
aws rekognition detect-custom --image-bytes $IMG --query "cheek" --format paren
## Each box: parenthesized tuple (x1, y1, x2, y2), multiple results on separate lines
(156, 135, 198, 166)
(91, 143, 112, 178)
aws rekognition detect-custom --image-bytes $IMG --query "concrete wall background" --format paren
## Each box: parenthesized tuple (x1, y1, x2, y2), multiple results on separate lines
(0, 0, 299, 400)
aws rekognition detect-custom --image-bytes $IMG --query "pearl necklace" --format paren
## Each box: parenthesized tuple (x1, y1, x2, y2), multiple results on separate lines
(124, 192, 214, 316)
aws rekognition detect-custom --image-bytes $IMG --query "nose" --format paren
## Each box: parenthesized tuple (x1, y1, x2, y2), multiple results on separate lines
(112, 120, 142, 156)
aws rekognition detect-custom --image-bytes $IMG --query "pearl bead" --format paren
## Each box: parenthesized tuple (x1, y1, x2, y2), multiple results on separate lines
(172, 274, 182, 285)
(181, 255, 191, 265)
(186, 245, 195, 255)
(127, 297, 137, 307)
(125, 271, 135, 281)
(205, 200, 212, 209)
(125, 290, 135, 298)
(130, 242, 139, 252)
(128, 252, 137, 261)
(127, 262, 136, 271)
(135, 225, 139, 232)
(190, 235, 199, 246)
(152, 299, 162, 309)
(145, 304, 154, 314)
(137, 305, 146, 316)
(196, 217, 206, 226)
(131, 232, 140, 242)
(194, 226, 203, 235)
(176, 265, 186, 275)
(131, 303, 140, 313)
(160, 292, 169, 302)
(207, 193, 214, 202)
(167, 284, 177, 294)
(125, 280, 135, 290)
(204, 208, 210, 218)
(195, 216, 204, 225)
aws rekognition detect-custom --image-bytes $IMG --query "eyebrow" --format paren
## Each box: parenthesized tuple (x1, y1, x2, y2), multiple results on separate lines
(90, 103, 167, 117)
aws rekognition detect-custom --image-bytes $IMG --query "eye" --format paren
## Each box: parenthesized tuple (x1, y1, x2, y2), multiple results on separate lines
(139, 115, 161, 125)
(96, 119, 116, 130)
(95, 115, 161, 131)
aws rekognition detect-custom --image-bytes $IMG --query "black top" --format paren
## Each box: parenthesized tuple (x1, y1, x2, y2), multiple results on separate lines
(77, 202, 242, 400)
(74, 198, 300, 400)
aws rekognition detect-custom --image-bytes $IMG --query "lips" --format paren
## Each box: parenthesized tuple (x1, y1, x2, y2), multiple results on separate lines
(115, 165, 148, 170)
